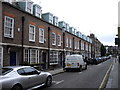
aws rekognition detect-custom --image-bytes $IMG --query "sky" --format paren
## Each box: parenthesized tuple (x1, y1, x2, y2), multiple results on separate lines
(33, 0, 119, 46)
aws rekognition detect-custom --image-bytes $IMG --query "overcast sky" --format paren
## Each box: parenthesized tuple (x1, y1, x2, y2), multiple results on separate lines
(34, 0, 119, 46)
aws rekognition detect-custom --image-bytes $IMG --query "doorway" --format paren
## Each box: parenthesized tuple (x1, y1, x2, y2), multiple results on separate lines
(10, 51, 16, 66)
(42, 52, 46, 69)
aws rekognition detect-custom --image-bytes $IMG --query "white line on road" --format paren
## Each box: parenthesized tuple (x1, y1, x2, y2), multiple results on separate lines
(54, 80, 64, 85)
(79, 72, 83, 74)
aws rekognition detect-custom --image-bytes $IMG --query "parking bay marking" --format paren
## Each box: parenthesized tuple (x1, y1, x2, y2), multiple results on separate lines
(53, 80, 64, 85)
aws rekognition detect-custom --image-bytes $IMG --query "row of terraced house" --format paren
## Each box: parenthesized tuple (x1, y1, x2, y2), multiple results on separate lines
(0, 1, 102, 69)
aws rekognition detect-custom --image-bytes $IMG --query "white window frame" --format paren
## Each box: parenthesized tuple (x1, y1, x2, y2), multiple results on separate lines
(24, 49, 30, 63)
(52, 32, 56, 45)
(26, 1, 33, 14)
(24, 49, 39, 64)
(35, 5, 42, 18)
(77, 41, 79, 49)
(58, 35, 61, 46)
(66, 37, 68, 47)
(29, 24, 35, 42)
(50, 51, 58, 65)
(75, 41, 77, 49)
(4, 16, 14, 38)
(70, 39, 72, 48)
(39, 28, 44, 43)
(0, 46, 3, 67)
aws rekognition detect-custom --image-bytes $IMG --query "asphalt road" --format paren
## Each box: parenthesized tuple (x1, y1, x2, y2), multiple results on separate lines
(40, 58, 114, 89)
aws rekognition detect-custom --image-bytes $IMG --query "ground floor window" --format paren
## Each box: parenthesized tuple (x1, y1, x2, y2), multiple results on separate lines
(50, 51, 58, 65)
(0, 47, 3, 67)
(24, 49, 39, 64)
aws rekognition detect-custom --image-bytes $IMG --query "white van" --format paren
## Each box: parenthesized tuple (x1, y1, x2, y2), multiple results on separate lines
(64, 54, 87, 71)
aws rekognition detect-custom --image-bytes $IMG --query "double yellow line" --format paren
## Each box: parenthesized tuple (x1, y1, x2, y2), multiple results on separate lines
(98, 62, 113, 90)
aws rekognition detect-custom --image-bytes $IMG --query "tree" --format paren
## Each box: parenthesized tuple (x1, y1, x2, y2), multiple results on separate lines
(101, 44, 106, 56)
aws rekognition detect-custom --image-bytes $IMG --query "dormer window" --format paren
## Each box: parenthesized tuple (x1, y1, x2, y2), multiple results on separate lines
(33, 4, 42, 18)
(36, 6, 42, 18)
(26, 2, 33, 14)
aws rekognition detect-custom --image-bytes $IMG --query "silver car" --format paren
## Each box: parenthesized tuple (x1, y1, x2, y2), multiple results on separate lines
(0, 66, 52, 90)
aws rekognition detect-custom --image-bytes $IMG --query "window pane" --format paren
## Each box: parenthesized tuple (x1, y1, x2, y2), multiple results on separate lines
(4, 16, 14, 38)
(29, 25, 35, 41)
(39, 28, 44, 43)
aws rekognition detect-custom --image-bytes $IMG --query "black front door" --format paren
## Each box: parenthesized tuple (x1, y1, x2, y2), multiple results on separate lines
(10, 52, 16, 66)
(42, 52, 46, 69)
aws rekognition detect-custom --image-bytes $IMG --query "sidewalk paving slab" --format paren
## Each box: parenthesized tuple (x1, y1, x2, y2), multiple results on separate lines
(106, 60, 118, 88)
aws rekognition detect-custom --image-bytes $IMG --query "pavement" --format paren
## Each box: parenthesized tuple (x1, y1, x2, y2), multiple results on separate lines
(48, 68, 64, 75)
(106, 58, 119, 89)
(47, 58, 119, 89)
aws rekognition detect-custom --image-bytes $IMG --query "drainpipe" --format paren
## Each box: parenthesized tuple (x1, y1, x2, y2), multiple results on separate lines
(73, 37, 75, 54)
(21, 16, 25, 65)
(48, 27, 50, 69)
(63, 32, 65, 68)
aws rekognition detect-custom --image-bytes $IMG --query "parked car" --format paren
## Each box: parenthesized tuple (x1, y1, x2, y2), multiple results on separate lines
(0, 66, 52, 90)
(64, 54, 87, 71)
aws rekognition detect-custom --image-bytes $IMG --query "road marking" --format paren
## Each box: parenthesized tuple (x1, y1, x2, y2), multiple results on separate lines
(79, 72, 83, 74)
(98, 63, 113, 90)
(55, 80, 64, 85)
(53, 80, 64, 85)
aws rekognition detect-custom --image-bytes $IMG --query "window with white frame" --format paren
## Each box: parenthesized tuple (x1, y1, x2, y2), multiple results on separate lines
(58, 35, 61, 46)
(4, 16, 14, 38)
(26, 2, 33, 14)
(24, 49, 39, 64)
(77, 41, 79, 49)
(29, 24, 35, 42)
(81, 41, 84, 50)
(70, 39, 72, 48)
(39, 28, 44, 43)
(66, 37, 68, 47)
(52, 32, 56, 45)
(50, 51, 58, 65)
(49, 14, 53, 24)
(75, 41, 77, 49)
(0, 47, 3, 67)
(35, 6, 42, 18)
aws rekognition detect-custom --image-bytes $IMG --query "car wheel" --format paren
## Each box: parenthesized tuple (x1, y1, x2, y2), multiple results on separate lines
(45, 76, 52, 87)
(12, 84, 22, 90)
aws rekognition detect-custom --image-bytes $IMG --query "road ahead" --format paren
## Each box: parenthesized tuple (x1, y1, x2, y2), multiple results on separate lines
(40, 58, 114, 89)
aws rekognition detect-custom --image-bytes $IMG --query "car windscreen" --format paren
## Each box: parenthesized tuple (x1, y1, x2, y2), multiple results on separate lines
(0, 68, 13, 75)
(66, 56, 80, 62)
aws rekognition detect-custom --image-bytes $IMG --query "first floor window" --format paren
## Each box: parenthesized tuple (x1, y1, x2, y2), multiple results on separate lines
(52, 32, 56, 45)
(75, 41, 77, 49)
(0, 47, 3, 67)
(39, 28, 44, 43)
(58, 35, 61, 46)
(4, 16, 14, 38)
(50, 51, 58, 65)
(29, 24, 35, 42)
(66, 37, 68, 47)
(70, 39, 72, 48)
(24, 49, 39, 64)
(77, 41, 79, 49)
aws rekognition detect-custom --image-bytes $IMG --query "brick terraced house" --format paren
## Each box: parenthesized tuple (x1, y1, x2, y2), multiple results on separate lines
(0, 1, 102, 70)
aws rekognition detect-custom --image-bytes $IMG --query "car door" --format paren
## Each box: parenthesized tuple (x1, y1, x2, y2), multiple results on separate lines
(23, 67, 45, 88)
